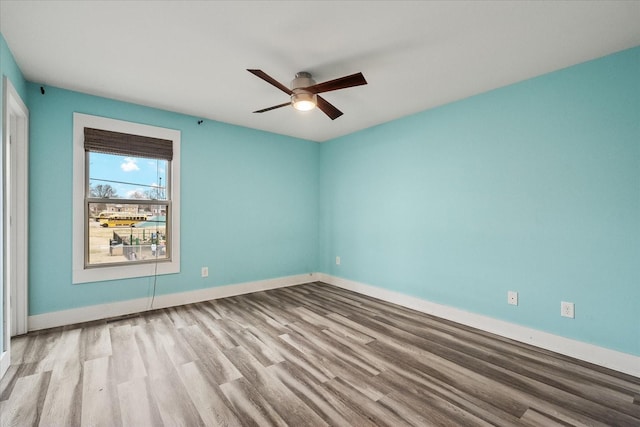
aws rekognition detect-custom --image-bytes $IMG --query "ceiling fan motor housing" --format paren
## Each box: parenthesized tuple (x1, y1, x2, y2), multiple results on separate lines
(291, 72, 316, 89)
(291, 72, 317, 110)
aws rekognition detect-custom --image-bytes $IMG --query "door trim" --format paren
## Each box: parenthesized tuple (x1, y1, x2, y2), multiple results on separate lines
(2, 77, 29, 379)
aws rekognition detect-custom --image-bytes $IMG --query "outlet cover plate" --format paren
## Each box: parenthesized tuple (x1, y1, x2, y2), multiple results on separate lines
(201, 267, 208, 278)
(336, 256, 341, 265)
(508, 291, 518, 306)
(561, 301, 575, 318)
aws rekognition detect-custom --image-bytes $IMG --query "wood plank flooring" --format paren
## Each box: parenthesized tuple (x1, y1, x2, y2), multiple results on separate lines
(1, 282, 639, 426)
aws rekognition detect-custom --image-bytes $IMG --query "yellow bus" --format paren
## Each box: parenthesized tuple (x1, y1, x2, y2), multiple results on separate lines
(95, 211, 112, 222)
(99, 214, 147, 227)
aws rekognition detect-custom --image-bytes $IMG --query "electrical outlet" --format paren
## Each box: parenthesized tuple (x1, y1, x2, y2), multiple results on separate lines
(507, 291, 518, 306)
(561, 301, 575, 318)
(336, 256, 341, 265)
(201, 267, 208, 278)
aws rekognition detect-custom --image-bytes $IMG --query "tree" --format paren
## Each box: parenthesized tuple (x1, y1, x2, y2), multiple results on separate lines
(90, 184, 117, 198)
(144, 185, 164, 200)
(90, 184, 117, 216)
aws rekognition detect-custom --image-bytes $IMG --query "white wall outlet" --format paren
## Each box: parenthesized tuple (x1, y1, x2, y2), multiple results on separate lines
(201, 267, 208, 278)
(508, 291, 518, 306)
(561, 301, 575, 318)
(335, 256, 341, 265)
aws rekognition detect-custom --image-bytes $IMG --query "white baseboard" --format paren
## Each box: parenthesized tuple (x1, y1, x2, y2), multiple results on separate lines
(317, 273, 640, 378)
(0, 350, 9, 379)
(28, 273, 317, 331)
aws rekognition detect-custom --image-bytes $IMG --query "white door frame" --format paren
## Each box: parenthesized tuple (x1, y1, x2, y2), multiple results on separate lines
(1, 77, 29, 379)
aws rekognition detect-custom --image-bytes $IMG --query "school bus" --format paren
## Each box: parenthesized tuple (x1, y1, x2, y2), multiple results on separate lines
(95, 211, 112, 222)
(99, 214, 147, 227)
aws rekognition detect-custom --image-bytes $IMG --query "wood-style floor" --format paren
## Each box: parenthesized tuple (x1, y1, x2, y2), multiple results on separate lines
(1, 282, 639, 426)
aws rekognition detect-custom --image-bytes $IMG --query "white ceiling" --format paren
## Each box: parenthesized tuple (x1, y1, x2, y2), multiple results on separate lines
(1, 1, 639, 142)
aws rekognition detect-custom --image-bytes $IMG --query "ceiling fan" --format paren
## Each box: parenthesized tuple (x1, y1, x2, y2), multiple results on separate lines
(248, 69, 367, 120)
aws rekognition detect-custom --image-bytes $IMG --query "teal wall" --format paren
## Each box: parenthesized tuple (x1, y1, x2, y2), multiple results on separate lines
(1, 33, 27, 354)
(319, 47, 640, 356)
(27, 84, 319, 315)
(0, 35, 27, 98)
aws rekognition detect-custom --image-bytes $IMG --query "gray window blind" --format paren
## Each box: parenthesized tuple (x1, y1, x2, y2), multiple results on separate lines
(84, 127, 173, 161)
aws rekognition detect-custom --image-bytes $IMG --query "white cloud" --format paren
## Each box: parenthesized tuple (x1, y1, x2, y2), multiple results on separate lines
(121, 157, 140, 172)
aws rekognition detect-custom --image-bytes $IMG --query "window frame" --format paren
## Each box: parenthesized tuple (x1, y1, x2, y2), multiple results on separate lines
(72, 113, 180, 284)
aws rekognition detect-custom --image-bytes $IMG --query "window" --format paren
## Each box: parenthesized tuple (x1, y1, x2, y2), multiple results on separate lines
(73, 113, 180, 283)
(84, 128, 171, 266)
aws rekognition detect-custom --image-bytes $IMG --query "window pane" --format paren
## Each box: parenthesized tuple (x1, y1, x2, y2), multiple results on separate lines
(88, 202, 168, 265)
(88, 152, 168, 200)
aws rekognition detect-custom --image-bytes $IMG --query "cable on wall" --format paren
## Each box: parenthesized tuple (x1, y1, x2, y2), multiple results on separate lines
(148, 158, 163, 310)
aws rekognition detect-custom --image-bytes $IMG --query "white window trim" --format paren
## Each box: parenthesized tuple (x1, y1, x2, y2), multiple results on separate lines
(72, 113, 180, 284)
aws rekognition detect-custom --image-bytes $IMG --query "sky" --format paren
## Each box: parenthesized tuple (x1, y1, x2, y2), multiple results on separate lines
(89, 152, 167, 200)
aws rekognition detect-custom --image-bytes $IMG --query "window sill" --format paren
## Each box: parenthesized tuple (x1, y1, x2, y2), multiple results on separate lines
(73, 260, 179, 284)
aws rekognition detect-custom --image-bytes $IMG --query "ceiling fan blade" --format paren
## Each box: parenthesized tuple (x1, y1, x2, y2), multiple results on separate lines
(247, 69, 292, 95)
(316, 96, 343, 120)
(253, 102, 291, 113)
(304, 72, 367, 94)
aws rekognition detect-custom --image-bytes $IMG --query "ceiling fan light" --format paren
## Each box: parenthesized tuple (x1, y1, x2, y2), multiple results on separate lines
(291, 92, 317, 111)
